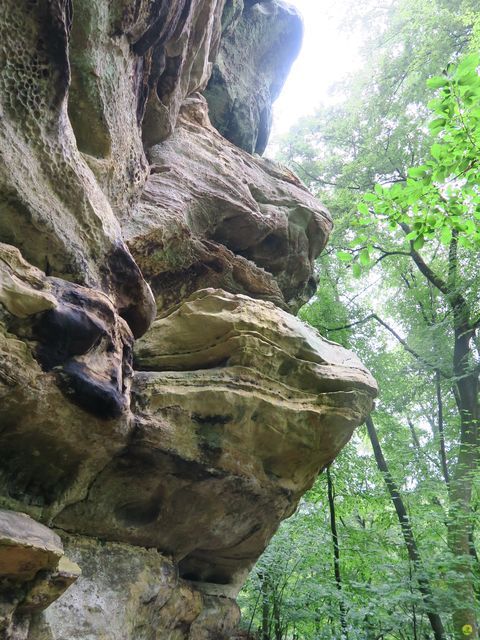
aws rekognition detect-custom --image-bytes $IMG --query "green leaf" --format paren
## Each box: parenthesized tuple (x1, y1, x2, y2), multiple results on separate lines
(429, 118, 446, 133)
(337, 250, 353, 262)
(430, 143, 443, 160)
(359, 248, 370, 266)
(440, 227, 452, 246)
(413, 235, 425, 251)
(408, 166, 428, 178)
(352, 263, 361, 278)
(427, 76, 447, 89)
(455, 53, 480, 78)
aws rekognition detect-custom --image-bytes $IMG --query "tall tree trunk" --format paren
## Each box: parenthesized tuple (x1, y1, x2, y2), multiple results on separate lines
(273, 595, 282, 640)
(435, 369, 450, 487)
(366, 415, 446, 640)
(448, 330, 479, 639)
(261, 573, 271, 640)
(410, 563, 419, 640)
(327, 466, 349, 640)
(400, 230, 479, 639)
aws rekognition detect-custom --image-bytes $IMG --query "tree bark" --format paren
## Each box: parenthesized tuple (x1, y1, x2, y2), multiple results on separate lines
(446, 230, 479, 639)
(403, 226, 479, 639)
(448, 331, 479, 639)
(261, 573, 271, 640)
(435, 369, 450, 487)
(327, 466, 349, 640)
(366, 415, 446, 640)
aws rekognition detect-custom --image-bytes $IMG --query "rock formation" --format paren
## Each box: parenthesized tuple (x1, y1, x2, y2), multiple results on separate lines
(204, 0, 303, 154)
(0, 1, 377, 639)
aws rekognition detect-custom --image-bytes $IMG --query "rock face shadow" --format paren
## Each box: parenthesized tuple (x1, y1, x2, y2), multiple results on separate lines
(0, 1, 377, 638)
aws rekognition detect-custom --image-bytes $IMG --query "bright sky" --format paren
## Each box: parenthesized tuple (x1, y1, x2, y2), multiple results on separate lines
(271, 0, 363, 138)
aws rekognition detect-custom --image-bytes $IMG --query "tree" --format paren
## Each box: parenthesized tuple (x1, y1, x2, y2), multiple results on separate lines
(340, 51, 480, 638)
(366, 414, 446, 640)
(251, 1, 480, 637)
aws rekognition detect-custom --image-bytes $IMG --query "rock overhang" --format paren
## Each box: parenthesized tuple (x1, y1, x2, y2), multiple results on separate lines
(47, 289, 375, 588)
(0, 0, 377, 637)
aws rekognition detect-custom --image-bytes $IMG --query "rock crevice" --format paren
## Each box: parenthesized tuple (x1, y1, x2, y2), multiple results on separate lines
(0, 1, 377, 638)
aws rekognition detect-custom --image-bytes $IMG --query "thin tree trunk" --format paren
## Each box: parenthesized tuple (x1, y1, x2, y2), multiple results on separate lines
(327, 466, 349, 640)
(366, 415, 446, 640)
(410, 563, 419, 640)
(408, 418, 422, 450)
(261, 573, 271, 640)
(273, 592, 282, 640)
(435, 369, 450, 487)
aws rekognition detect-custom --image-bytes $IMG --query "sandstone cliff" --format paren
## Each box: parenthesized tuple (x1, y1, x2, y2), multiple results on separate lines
(0, 1, 377, 638)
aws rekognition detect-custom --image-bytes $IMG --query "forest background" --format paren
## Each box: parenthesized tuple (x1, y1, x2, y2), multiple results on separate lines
(238, 1, 480, 639)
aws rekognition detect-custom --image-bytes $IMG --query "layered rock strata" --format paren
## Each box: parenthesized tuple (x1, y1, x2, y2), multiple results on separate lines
(0, 510, 80, 640)
(126, 94, 332, 314)
(0, 0, 377, 639)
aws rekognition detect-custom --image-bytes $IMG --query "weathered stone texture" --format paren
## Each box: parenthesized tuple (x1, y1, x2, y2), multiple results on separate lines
(27, 534, 239, 640)
(204, 0, 303, 154)
(140, 0, 226, 146)
(0, 0, 377, 638)
(127, 94, 331, 313)
(0, 0, 156, 339)
(0, 510, 80, 640)
(30, 290, 375, 593)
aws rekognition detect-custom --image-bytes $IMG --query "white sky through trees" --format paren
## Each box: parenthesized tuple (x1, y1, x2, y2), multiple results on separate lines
(271, 0, 363, 136)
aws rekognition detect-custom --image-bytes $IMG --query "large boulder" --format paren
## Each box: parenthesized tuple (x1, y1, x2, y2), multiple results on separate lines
(204, 0, 303, 153)
(126, 95, 332, 313)
(0, 0, 377, 638)
(51, 289, 376, 590)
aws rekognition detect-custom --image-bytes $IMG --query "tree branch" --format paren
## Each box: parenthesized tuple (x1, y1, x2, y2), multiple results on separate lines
(290, 160, 363, 191)
(323, 313, 450, 377)
(398, 222, 450, 295)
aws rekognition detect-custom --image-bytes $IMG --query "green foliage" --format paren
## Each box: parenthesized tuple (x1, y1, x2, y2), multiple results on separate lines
(357, 54, 480, 256)
(239, 427, 469, 639)
(239, 0, 480, 637)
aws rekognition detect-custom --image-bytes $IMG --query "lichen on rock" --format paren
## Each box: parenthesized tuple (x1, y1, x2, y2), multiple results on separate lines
(0, 0, 377, 638)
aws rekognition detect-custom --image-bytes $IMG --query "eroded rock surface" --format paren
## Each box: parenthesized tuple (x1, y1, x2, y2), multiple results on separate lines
(47, 290, 375, 593)
(0, 0, 156, 339)
(126, 95, 331, 313)
(0, 0, 376, 638)
(140, 0, 226, 146)
(204, 0, 303, 154)
(27, 534, 238, 640)
(0, 243, 135, 522)
(0, 510, 80, 640)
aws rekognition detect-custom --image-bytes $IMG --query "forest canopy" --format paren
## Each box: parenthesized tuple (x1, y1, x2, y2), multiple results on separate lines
(238, 1, 480, 639)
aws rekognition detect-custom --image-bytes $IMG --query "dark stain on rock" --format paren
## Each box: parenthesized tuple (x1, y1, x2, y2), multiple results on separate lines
(115, 497, 162, 527)
(35, 304, 105, 370)
(105, 245, 156, 339)
(191, 414, 231, 426)
(0, 427, 81, 506)
(32, 283, 133, 420)
(56, 361, 128, 420)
